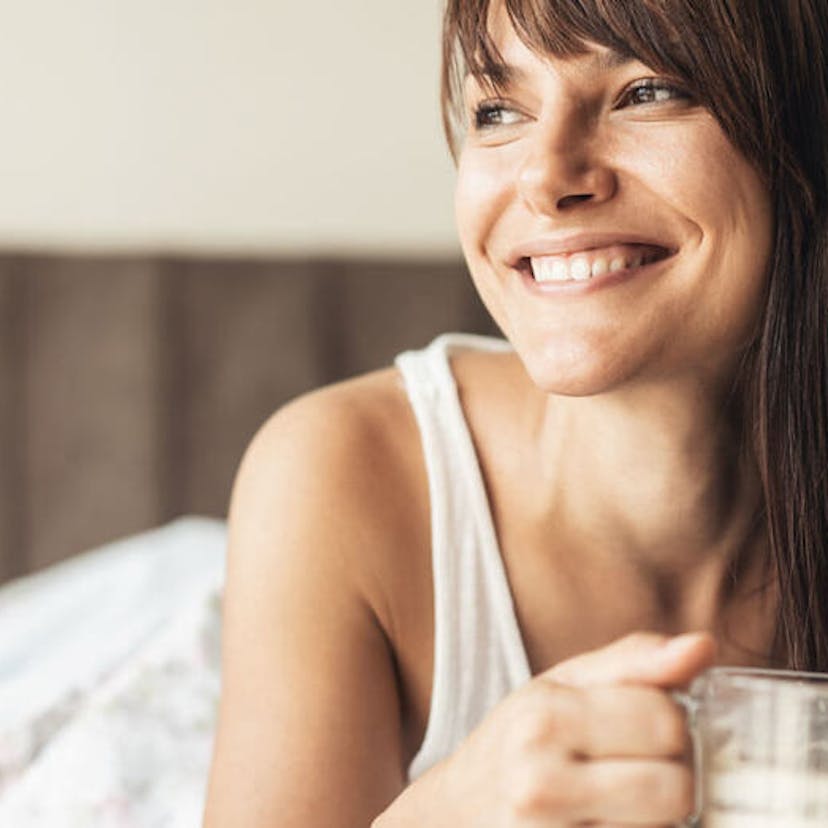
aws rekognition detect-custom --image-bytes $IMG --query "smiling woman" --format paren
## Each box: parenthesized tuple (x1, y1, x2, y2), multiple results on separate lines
(203, 1, 828, 826)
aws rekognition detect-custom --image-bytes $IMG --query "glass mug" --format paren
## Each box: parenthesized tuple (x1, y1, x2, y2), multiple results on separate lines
(674, 667, 828, 827)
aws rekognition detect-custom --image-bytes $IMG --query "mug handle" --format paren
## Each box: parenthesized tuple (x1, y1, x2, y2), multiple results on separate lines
(672, 690, 703, 827)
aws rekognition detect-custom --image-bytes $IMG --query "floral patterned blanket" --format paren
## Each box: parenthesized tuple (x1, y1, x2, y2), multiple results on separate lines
(0, 518, 227, 827)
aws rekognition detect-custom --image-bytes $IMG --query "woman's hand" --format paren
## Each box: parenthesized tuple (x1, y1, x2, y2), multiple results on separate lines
(433, 631, 716, 826)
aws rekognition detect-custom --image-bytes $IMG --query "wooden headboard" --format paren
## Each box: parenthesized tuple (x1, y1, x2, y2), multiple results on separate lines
(0, 254, 498, 581)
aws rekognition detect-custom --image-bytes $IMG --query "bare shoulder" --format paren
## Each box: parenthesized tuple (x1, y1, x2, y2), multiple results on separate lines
(235, 368, 419, 519)
(229, 364, 428, 609)
(244, 365, 417, 478)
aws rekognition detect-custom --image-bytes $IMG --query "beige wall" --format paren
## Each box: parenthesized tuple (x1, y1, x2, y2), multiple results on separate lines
(0, 1, 459, 257)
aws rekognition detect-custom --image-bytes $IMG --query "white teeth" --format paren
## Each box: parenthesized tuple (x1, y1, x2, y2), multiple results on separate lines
(570, 257, 591, 281)
(529, 248, 661, 283)
(591, 257, 609, 278)
(551, 259, 568, 281)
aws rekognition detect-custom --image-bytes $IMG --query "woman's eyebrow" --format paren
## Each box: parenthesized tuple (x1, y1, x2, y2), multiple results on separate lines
(464, 63, 526, 88)
(466, 48, 636, 87)
(589, 49, 636, 71)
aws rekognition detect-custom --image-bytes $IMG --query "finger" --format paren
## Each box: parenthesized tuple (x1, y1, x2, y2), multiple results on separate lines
(571, 757, 695, 825)
(510, 752, 692, 826)
(529, 683, 690, 758)
(543, 631, 717, 688)
(572, 685, 691, 759)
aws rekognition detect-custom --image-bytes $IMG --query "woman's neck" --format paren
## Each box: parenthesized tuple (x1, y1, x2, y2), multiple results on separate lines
(530, 374, 765, 588)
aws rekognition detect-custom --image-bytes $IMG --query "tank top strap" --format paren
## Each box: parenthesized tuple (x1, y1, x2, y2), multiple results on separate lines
(395, 333, 532, 781)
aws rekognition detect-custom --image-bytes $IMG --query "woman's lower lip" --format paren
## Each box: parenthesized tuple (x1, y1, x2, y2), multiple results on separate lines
(518, 253, 675, 295)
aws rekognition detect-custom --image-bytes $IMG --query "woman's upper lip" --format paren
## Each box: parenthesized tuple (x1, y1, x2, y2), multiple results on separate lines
(506, 232, 678, 266)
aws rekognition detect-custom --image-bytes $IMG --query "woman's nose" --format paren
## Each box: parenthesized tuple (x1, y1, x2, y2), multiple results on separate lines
(517, 115, 617, 214)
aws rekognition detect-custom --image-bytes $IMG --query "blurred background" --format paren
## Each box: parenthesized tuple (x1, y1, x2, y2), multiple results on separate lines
(0, 0, 497, 582)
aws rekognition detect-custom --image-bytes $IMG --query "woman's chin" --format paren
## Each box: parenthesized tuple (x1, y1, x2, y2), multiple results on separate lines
(516, 343, 635, 398)
(524, 368, 624, 398)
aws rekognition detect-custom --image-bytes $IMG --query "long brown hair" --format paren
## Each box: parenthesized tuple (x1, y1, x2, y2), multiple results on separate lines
(441, 0, 828, 670)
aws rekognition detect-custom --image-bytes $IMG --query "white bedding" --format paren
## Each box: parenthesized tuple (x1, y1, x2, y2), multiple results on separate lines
(0, 517, 227, 827)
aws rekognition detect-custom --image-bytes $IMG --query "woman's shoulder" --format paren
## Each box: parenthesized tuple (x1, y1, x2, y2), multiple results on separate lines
(240, 337, 524, 504)
(228, 365, 431, 622)
(237, 364, 425, 509)
(244, 366, 420, 494)
(227, 344, 529, 612)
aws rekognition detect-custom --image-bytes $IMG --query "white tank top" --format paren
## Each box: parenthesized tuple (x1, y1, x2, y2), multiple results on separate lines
(395, 333, 533, 782)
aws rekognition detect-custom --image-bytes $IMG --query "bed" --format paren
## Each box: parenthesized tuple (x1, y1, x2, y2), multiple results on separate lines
(0, 517, 226, 826)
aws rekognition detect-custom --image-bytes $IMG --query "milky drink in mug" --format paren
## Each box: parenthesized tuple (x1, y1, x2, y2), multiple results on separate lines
(675, 667, 828, 827)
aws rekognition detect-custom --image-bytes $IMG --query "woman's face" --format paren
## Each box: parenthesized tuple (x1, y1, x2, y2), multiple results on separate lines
(455, 6, 774, 396)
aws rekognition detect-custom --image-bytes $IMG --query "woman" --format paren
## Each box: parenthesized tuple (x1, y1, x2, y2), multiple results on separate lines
(204, 0, 828, 825)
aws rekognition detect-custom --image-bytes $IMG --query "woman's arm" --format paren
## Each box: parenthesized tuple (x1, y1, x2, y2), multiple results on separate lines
(203, 376, 715, 827)
(203, 383, 412, 827)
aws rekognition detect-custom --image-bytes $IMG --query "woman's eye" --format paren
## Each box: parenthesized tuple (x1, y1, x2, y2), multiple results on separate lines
(617, 79, 693, 107)
(473, 101, 524, 130)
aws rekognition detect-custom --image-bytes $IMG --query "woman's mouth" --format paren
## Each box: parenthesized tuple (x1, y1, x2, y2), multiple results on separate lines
(521, 243, 674, 284)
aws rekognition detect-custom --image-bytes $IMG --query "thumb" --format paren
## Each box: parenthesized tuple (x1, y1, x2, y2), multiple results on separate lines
(543, 631, 717, 689)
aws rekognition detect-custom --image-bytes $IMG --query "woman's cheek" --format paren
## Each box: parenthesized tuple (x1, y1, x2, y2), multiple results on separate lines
(613, 118, 734, 220)
(455, 148, 515, 253)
